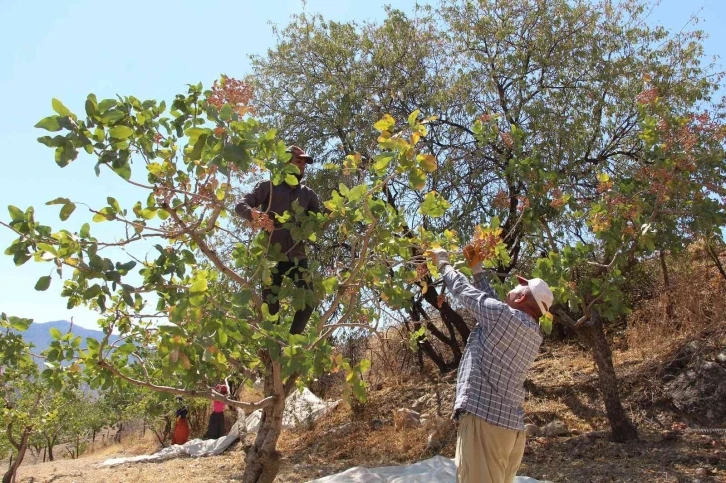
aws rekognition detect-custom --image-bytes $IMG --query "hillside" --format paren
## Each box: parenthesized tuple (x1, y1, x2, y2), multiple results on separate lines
(13, 256, 726, 482)
(22, 320, 117, 353)
(14, 332, 726, 482)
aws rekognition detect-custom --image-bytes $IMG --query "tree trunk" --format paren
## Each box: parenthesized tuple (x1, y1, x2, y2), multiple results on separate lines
(3, 428, 30, 483)
(579, 310, 638, 442)
(421, 285, 470, 342)
(241, 356, 286, 483)
(704, 241, 726, 281)
(45, 435, 54, 462)
(417, 300, 462, 367)
(407, 303, 449, 373)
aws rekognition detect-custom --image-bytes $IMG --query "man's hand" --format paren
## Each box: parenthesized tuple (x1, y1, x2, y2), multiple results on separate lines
(427, 248, 450, 269)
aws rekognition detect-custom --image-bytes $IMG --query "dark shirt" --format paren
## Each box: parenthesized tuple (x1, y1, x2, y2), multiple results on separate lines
(235, 180, 321, 261)
(176, 406, 188, 419)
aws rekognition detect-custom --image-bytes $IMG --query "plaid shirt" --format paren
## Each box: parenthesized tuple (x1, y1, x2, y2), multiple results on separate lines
(442, 264, 542, 431)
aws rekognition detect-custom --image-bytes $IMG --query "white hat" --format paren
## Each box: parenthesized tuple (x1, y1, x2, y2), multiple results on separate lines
(516, 275, 554, 316)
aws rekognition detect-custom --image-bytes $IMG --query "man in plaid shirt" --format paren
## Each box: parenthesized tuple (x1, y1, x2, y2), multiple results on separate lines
(428, 246, 554, 483)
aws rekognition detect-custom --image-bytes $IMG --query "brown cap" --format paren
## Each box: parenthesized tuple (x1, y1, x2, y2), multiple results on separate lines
(286, 145, 314, 164)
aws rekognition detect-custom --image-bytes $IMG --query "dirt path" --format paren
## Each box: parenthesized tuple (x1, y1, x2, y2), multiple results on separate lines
(16, 449, 246, 483)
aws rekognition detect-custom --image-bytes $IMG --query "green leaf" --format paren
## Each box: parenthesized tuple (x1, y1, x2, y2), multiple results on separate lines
(98, 99, 117, 112)
(52, 98, 72, 117)
(539, 314, 553, 335)
(373, 114, 395, 132)
(218, 330, 228, 346)
(407, 110, 421, 127)
(8, 316, 32, 331)
(46, 197, 71, 206)
(347, 184, 367, 202)
(35, 116, 62, 132)
(222, 143, 250, 166)
(107, 197, 121, 213)
(285, 174, 299, 186)
(118, 342, 136, 356)
(109, 125, 134, 139)
(35, 276, 51, 291)
(408, 168, 426, 190)
(189, 278, 208, 307)
(372, 153, 394, 174)
(83, 285, 102, 299)
(101, 110, 124, 123)
(419, 191, 450, 217)
(59, 203, 76, 221)
(80, 223, 90, 238)
(50, 327, 62, 340)
(112, 162, 131, 180)
(8, 205, 24, 222)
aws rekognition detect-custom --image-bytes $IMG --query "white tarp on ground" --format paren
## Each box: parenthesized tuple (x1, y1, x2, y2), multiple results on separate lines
(307, 455, 545, 483)
(100, 419, 244, 467)
(245, 387, 340, 433)
(100, 388, 339, 467)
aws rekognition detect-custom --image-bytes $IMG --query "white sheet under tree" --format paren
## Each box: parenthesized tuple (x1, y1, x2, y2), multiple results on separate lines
(306, 456, 547, 483)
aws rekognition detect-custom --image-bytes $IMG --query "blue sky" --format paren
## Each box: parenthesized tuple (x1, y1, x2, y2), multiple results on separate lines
(1, 0, 724, 329)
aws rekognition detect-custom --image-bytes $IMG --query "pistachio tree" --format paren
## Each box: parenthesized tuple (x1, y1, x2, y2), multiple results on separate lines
(1, 78, 461, 481)
(249, 0, 725, 442)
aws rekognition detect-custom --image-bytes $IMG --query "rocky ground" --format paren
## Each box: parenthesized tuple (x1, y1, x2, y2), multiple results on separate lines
(17, 334, 726, 483)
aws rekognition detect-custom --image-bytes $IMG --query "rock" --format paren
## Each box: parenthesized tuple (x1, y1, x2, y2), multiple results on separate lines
(411, 395, 429, 412)
(716, 350, 726, 363)
(393, 408, 421, 429)
(425, 417, 454, 451)
(425, 428, 450, 452)
(666, 358, 726, 424)
(543, 420, 569, 437)
(524, 424, 540, 437)
(369, 419, 386, 430)
(695, 468, 708, 478)
(323, 422, 351, 438)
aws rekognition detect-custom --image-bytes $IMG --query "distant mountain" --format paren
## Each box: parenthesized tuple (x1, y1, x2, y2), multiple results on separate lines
(23, 320, 117, 353)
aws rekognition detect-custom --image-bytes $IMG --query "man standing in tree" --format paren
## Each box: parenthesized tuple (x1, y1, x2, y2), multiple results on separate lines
(428, 245, 554, 483)
(235, 146, 321, 335)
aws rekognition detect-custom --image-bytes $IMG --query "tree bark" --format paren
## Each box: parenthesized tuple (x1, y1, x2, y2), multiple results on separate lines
(45, 435, 54, 462)
(704, 241, 726, 281)
(579, 310, 638, 442)
(241, 355, 285, 483)
(421, 285, 470, 342)
(416, 300, 462, 368)
(406, 303, 450, 373)
(3, 427, 30, 483)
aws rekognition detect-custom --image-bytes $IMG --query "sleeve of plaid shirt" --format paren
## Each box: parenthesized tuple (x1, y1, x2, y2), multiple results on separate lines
(440, 264, 508, 327)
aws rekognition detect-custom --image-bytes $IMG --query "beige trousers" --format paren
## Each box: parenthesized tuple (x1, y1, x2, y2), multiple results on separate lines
(455, 413, 526, 483)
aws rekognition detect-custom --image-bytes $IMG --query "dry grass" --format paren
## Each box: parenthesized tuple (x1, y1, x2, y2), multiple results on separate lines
(627, 252, 726, 355)
(16, 250, 726, 482)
